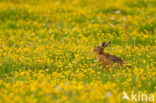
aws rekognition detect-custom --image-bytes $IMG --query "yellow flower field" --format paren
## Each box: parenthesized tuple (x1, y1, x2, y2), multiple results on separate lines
(0, 0, 155, 103)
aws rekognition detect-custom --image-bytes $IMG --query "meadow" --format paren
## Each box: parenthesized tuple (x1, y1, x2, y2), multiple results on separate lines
(0, 0, 156, 103)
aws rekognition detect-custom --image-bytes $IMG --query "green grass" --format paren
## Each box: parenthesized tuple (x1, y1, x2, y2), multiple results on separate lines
(0, 0, 156, 102)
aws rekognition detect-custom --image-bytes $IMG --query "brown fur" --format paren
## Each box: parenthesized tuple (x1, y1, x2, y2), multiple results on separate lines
(93, 41, 124, 68)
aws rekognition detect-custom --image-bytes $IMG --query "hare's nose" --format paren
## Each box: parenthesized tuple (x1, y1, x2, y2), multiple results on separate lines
(92, 49, 95, 52)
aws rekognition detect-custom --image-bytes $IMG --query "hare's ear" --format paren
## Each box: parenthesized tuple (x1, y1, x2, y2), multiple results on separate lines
(102, 41, 111, 48)
(104, 41, 111, 47)
(101, 42, 106, 47)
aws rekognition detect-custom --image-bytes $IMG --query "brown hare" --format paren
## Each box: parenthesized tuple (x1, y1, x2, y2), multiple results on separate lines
(93, 41, 125, 68)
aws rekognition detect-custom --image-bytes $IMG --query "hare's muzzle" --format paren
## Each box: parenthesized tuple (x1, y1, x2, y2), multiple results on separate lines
(92, 48, 96, 53)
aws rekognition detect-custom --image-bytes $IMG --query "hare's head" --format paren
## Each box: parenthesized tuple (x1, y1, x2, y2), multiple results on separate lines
(92, 41, 111, 54)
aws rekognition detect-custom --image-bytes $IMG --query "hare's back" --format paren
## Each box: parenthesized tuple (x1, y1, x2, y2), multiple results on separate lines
(104, 53, 124, 63)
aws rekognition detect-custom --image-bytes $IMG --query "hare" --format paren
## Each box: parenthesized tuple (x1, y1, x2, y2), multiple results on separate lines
(93, 41, 125, 68)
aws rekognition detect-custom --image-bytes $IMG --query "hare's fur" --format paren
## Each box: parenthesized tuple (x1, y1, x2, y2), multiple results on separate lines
(93, 41, 124, 68)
